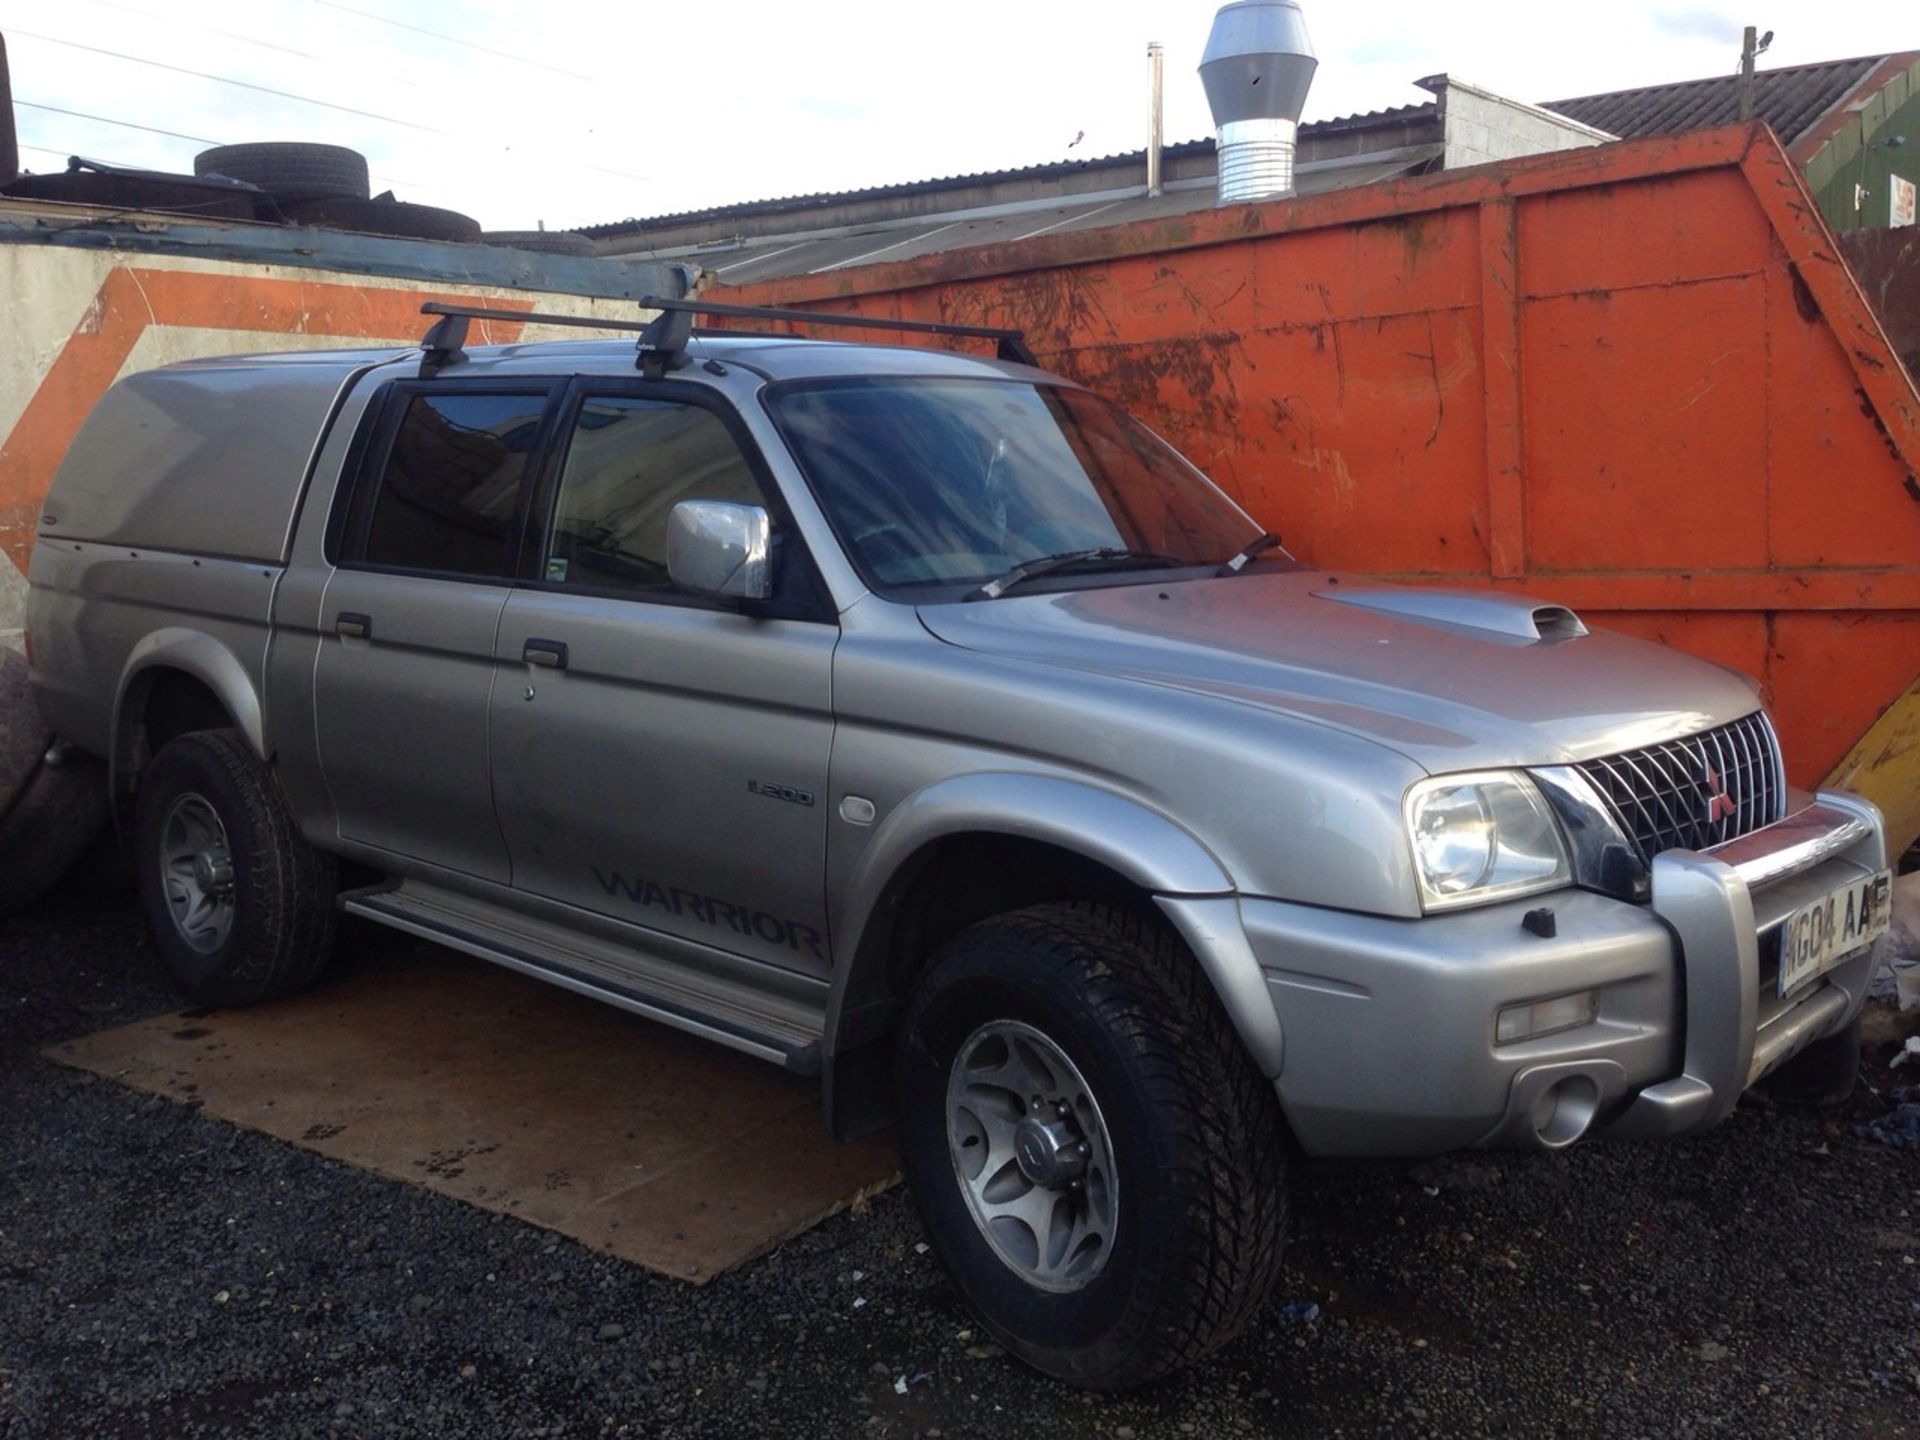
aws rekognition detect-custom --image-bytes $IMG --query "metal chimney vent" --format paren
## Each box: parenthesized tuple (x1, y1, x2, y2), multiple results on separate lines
(1199, 0, 1318, 203)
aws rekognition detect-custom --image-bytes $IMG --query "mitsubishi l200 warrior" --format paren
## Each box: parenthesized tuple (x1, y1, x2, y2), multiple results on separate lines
(24, 299, 1893, 1389)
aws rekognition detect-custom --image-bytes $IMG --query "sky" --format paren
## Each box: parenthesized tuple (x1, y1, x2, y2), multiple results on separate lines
(2, 0, 1914, 232)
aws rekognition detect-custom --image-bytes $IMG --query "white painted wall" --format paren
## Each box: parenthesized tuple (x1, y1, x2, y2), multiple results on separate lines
(1422, 75, 1617, 170)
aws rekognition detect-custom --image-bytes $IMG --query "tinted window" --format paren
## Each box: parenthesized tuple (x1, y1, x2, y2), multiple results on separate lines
(361, 391, 547, 576)
(543, 397, 765, 593)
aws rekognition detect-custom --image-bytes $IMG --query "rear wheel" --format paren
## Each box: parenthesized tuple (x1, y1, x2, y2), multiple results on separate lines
(896, 902, 1289, 1390)
(134, 729, 337, 1005)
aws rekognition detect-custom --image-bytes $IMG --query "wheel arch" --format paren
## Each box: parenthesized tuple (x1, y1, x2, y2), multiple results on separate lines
(112, 630, 265, 803)
(821, 773, 1285, 1138)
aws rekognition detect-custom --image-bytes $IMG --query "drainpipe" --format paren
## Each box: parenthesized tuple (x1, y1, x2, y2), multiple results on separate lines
(1200, 0, 1318, 204)
(1147, 41, 1165, 198)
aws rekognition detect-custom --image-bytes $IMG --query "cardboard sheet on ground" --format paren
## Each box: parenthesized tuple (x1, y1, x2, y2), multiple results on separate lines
(45, 944, 899, 1282)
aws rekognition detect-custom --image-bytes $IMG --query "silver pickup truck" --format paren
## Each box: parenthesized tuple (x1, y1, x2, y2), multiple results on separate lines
(25, 300, 1892, 1389)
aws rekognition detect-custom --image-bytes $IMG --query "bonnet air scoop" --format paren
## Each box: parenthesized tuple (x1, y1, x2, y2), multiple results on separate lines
(1313, 585, 1589, 642)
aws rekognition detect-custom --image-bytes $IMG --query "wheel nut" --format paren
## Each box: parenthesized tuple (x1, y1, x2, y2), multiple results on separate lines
(1055, 1100, 1071, 1117)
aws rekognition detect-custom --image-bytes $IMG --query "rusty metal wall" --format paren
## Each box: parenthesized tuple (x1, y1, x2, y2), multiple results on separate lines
(711, 124, 1920, 842)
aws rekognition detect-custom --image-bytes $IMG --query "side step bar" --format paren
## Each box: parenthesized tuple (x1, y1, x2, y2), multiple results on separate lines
(341, 889, 823, 1076)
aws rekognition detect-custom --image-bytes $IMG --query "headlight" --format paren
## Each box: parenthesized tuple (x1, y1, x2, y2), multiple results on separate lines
(1404, 771, 1570, 911)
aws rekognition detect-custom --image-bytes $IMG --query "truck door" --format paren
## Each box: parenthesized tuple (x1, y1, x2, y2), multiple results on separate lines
(314, 381, 560, 883)
(488, 382, 839, 981)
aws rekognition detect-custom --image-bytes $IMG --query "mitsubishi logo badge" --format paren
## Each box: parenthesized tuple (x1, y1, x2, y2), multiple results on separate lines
(1702, 761, 1736, 823)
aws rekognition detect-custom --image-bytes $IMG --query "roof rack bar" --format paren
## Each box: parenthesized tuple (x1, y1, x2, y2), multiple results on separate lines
(415, 297, 1041, 368)
(416, 300, 690, 378)
(637, 295, 1039, 366)
(419, 301, 658, 335)
(637, 295, 1023, 343)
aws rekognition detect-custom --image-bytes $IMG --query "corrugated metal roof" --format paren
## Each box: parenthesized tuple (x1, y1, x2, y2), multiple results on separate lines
(1545, 55, 1888, 147)
(587, 55, 1905, 244)
(578, 140, 1209, 239)
(581, 103, 1439, 240)
(642, 146, 1440, 287)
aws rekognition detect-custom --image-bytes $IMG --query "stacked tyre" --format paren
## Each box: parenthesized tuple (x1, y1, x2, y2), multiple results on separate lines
(0, 645, 110, 915)
(193, 141, 480, 242)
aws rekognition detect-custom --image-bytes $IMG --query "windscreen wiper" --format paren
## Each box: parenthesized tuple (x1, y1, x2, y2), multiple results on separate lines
(1216, 532, 1285, 576)
(965, 548, 1185, 602)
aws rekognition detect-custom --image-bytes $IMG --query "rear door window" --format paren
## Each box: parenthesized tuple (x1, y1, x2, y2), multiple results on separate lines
(348, 389, 553, 578)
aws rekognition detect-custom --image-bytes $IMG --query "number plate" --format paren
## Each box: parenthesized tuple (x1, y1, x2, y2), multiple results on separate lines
(1776, 869, 1893, 998)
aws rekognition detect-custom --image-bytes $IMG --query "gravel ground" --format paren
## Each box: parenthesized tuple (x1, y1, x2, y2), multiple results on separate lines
(3, 882, 1918, 1440)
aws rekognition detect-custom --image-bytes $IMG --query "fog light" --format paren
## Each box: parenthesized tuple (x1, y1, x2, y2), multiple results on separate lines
(1496, 991, 1597, 1044)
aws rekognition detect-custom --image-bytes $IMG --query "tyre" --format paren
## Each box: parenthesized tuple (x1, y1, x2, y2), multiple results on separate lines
(0, 645, 111, 914)
(896, 902, 1289, 1389)
(193, 142, 369, 202)
(0, 752, 111, 914)
(133, 729, 337, 1006)
(283, 196, 481, 243)
(481, 230, 596, 257)
(1, 170, 259, 222)
(0, 643, 47, 813)
(1763, 1012, 1861, 1107)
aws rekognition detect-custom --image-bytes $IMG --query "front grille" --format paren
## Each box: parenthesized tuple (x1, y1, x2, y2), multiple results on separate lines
(1576, 712, 1784, 861)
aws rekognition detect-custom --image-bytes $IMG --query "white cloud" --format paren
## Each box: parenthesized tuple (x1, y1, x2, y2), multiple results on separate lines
(3, 0, 1913, 230)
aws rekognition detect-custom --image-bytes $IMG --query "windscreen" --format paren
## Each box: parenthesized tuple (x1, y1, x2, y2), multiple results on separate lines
(765, 377, 1261, 592)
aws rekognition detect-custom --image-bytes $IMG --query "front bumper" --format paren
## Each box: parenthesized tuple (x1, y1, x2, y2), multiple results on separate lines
(1241, 790, 1886, 1158)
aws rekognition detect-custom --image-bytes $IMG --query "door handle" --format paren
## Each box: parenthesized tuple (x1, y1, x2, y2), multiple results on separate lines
(335, 612, 372, 639)
(523, 638, 568, 670)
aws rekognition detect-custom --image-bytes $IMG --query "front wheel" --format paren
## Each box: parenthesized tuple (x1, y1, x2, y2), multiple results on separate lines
(895, 902, 1289, 1390)
(134, 729, 337, 1006)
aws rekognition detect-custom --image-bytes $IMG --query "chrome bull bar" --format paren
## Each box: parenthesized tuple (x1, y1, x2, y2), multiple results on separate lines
(1608, 791, 1886, 1141)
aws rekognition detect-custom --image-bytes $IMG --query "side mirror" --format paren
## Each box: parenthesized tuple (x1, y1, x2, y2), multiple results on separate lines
(667, 501, 773, 601)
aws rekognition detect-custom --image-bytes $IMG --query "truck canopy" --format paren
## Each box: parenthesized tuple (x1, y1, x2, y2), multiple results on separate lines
(38, 349, 400, 565)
